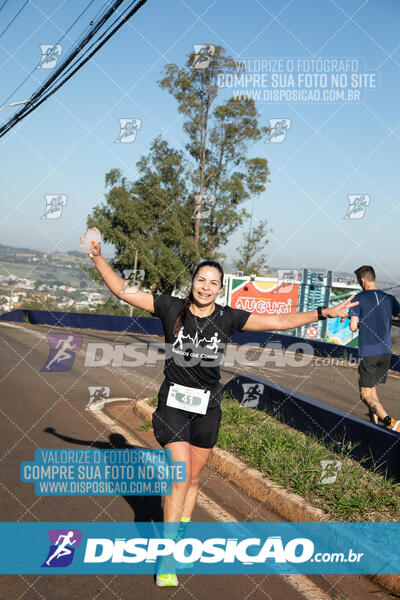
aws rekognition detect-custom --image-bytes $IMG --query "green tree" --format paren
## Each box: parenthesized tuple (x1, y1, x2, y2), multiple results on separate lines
(235, 219, 271, 275)
(22, 294, 58, 311)
(90, 297, 130, 316)
(234, 156, 271, 275)
(159, 46, 270, 254)
(90, 297, 149, 318)
(86, 46, 270, 294)
(86, 140, 200, 295)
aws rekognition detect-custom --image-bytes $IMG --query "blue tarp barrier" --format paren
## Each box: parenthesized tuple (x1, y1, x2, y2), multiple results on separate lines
(0, 309, 164, 335)
(0, 309, 27, 322)
(224, 374, 400, 481)
(1, 309, 399, 371)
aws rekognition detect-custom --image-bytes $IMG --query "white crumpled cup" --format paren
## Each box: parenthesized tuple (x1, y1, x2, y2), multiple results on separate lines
(79, 227, 103, 256)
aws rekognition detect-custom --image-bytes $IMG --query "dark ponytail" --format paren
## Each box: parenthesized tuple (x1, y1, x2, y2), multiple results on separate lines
(173, 292, 193, 336)
(173, 260, 224, 336)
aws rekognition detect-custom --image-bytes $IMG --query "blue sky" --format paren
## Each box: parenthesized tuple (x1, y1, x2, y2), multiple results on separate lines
(0, 0, 399, 281)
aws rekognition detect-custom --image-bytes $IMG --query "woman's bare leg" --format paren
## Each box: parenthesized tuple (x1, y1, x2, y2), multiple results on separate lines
(181, 445, 213, 519)
(162, 441, 191, 522)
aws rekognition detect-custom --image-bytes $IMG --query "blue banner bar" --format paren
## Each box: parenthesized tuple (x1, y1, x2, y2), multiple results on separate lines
(0, 522, 398, 574)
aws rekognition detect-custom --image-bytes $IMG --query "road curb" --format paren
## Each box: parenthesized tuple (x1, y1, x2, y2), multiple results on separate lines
(132, 398, 400, 597)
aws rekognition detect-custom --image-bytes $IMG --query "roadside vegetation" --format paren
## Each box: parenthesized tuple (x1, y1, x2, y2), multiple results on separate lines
(148, 394, 400, 521)
(217, 396, 400, 522)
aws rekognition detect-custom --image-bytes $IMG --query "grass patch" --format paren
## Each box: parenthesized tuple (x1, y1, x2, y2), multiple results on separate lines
(138, 422, 152, 431)
(147, 394, 400, 521)
(217, 396, 400, 522)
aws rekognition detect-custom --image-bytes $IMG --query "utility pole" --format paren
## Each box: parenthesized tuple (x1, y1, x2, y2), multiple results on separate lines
(194, 84, 212, 246)
(129, 249, 138, 317)
(9, 284, 14, 311)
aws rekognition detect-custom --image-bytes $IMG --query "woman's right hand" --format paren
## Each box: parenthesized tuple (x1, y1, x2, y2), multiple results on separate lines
(88, 241, 101, 258)
(79, 227, 102, 258)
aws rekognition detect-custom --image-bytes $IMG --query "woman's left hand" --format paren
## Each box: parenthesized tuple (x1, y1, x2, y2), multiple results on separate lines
(325, 294, 359, 320)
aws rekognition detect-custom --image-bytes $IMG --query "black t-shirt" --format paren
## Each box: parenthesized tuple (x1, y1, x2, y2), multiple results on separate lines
(152, 294, 251, 399)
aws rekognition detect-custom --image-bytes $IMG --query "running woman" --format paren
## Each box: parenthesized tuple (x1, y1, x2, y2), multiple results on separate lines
(83, 234, 358, 586)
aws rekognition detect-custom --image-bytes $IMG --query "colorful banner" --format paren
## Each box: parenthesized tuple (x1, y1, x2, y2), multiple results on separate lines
(326, 316, 358, 347)
(229, 279, 300, 315)
(228, 275, 359, 346)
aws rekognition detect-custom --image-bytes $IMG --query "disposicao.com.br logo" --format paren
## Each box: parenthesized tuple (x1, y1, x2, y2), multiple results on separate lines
(0, 522, 397, 575)
(62, 522, 398, 575)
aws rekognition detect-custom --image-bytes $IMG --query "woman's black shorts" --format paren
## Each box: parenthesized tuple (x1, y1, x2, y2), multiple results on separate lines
(152, 379, 223, 448)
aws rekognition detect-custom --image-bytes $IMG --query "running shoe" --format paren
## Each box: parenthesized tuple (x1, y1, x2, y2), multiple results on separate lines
(386, 418, 400, 432)
(156, 573, 178, 587)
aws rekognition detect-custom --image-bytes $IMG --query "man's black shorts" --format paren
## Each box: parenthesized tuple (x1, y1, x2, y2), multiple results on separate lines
(358, 353, 392, 388)
(152, 379, 223, 448)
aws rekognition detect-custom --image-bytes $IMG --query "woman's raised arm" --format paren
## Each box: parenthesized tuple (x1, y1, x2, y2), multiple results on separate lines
(86, 240, 155, 314)
(241, 294, 358, 332)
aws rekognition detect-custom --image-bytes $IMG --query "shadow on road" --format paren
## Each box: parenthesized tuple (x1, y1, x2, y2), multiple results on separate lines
(43, 427, 163, 523)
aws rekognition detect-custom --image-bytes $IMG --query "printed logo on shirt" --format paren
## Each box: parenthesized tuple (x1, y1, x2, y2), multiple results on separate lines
(171, 328, 223, 363)
(173, 329, 221, 351)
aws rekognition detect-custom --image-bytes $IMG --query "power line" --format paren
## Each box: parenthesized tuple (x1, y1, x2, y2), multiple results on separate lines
(38, 0, 135, 100)
(0, 0, 148, 138)
(0, 0, 29, 41)
(382, 284, 400, 292)
(1, 0, 99, 107)
(15, 0, 127, 105)
(0, 0, 9, 13)
(58, 1, 117, 64)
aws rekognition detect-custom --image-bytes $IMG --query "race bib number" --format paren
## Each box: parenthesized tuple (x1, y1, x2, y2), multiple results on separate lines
(166, 382, 210, 415)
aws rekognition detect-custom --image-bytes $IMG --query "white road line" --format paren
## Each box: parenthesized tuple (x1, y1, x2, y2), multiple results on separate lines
(0, 321, 82, 346)
(89, 403, 334, 600)
(0, 322, 40, 332)
(282, 575, 333, 600)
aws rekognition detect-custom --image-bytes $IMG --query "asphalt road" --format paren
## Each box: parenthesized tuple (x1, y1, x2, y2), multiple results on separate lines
(0, 321, 396, 600)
